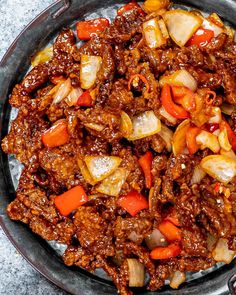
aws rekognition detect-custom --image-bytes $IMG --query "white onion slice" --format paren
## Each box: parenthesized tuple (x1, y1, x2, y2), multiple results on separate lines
(159, 70, 197, 92)
(208, 107, 222, 124)
(159, 106, 177, 125)
(172, 119, 190, 156)
(200, 155, 236, 184)
(127, 111, 161, 141)
(196, 130, 220, 153)
(212, 238, 236, 264)
(191, 165, 206, 184)
(95, 168, 128, 196)
(31, 46, 53, 67)
(77, 159, 97, 186)
(143, 18, 166, 49)
(120, 111, 133, 137)
(202, 18, 224, 37)
(163, 10, 202, 46)
(84, 123, 105, 131)
(65, 87, 83, 106)
(220, 149, 236, 160)
(145, 229, 168, 250)
(80, 55, 102, 89)
(170, 271, 186, 289)
(218, 127, 232, 152)
(158, 124, 173, 152)
(52, 78, 72, 104)
(127, 259, 145, 287)
(84, 156, 122, 182)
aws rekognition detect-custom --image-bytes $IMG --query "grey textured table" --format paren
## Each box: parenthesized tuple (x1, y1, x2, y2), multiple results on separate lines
(0, 1, 67, 294)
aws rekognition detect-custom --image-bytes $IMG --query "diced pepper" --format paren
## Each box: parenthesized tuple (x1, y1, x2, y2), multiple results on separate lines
(117, 191, 148, 217)
(158, 220, 181, 242)
(77, 18, 110, 40)
(50, 75, 65, 85)
(55, 185, 88, 216)
(138, 151, 153, 189)
(165, 209, 180, 227)
(205, 90, 217, 106)
(42, 120, 69, 148)
(205, 123, 219, 133)
(187, 27, 214, 47)
(150, 243, 181, 260)
(160, 84, 189, 119)
(77, 90, 93, 106)
(128, 74, 150, 93)
(186, 126, 201, 154)
(221, 120, 236, 151)
(171, 86, 196, 112)
(117, 2, 145, 16)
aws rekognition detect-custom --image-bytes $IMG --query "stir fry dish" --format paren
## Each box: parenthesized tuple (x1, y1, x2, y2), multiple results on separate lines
(2, 0, 236, 293)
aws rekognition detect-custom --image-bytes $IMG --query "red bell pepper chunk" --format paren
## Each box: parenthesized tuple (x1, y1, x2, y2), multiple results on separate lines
(171, 86, 196, 112)
(165, 209, 180, 227)
(221, 120, 236, 151)
(205, 123, 219, 133)
(117, 190, 148, 217)
(77, 18, 110, 40)
(42, 120, 69, 148)
(161, 84, 189, 119)
(150, 243, 181, 260)
(117, 2, 145, 16)
(158, 220, 181, 242)
(187, 27, 214, 47)
(138, 151, 153, 189)
(186, 126, 201, 154)
(77, 90, 93, 106)
(55, 185, 88, 216)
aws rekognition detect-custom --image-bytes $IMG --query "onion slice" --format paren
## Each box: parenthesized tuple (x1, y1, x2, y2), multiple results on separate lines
(65, 87, 83, 106)
(170, 271, 186, 289)
(218, 126, 232, 152)
(220, 149, 236, 160)
(127, 111, 161, 141)
(52, 78, 72, 104)
(159, 70, 197, 92)
(196, 130, 220, 153)
(159, 106, 177, 125)
(158, 124, 173, 152)
(202, 18, 224, 37)
(84, 156, 122, 182)
(95, 168, 129, 196)
(127, 259, 145, 287)
(163, 10, 202, 47)
(143, 18, 166, 49)
(145, 229, 168, 250)
(80, 55, 102, 89)
(191, 165, 206, 185)
(208, 107, 222, 124)
(172, 119, 190, 156)
(221, 103, 235, 116)
(77, 159, 97, 185)
(200, 155, 236, 184)
(84, 123, 105, 131)
(31, 46, 53, 67)
(120, 111, 133, 137)
(212, 238, 236, 264)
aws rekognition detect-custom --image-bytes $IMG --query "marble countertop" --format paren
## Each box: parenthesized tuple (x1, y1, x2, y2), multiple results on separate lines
(0, 1, 67, 294)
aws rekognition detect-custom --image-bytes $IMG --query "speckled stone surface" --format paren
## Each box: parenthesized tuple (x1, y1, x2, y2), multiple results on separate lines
(0, 1, 67, 294)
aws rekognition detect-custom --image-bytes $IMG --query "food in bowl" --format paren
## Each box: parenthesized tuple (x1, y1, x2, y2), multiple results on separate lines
(1, 0, 236, 294)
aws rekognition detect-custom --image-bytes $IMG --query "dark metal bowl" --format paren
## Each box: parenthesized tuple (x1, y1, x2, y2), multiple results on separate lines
(0, 0, 236, 294)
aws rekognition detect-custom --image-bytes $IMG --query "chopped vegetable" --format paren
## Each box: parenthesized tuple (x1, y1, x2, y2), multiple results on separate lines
(50, 75, 65, 85)
(187, 27, 214, 47)
(221, 103, 235, 116)
(158, 124, 173, 152)
(42, 119, 69, 148)
(143, 0, 170, 13)
(220, 149, 236, 160)
(77, 18, 110, 40)
(200, 155, 236, 184)
(145, 229, 168, 250)
(172, 86, 196, 112)
(218, 125, 232, 152)
(117, 2, 145, 15)
(158, 19, 169, 39)
(84, 156, 122, 182)
(31, 46, 53, 67)
(186, 126, 201, 154)
(117, 191, 148, 217)
(212, 238, 236, 264)
(143, 18, 166, 49)
(165, 209, 180, 227)
(128, 74, 150, 93)
(77, 159, 97, 185)
(191, 92, 210, 127)
(221, 120, 236, 151)
(80, 55, 102, 89)
(150, 243, 181, 260)
(202, 18, 224, 37)
(205, 123, 219, 133)
(120, 111, 133, 137)
(96, 168, 128, 196)
(52, 78, 72, 104)
(196, 130, 220, 153)
(191, 165, 206, 184)
(172, 119, 190, 156)
(77, 90, 93, 106)
(158, 220, 181, 242)
(163, 10, 202, 47)
(55, 185, 88, 216)
(207, 13, 224, 28)
(139, 151, 153, 189)
(65, 87, 83, 106)
(127, 111, 161, 141)
(159, 106, 177, 125)
(127, 259, 145, 287)
(170, 271, 186, 289)
(160, 70, 197, 92)
(161, 84, 189, 119)
(84, 123, 104, 131)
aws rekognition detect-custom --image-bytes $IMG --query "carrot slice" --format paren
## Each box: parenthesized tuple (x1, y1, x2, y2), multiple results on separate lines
(158, 220, 181, 242)
(77, 90, 93, 106)
(150, 243, 181, 260)
(77, 18, 110, 40)
(42, 120, 69, 148)
(139, 151, 153, 189)
(55, 185, 88, 216)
